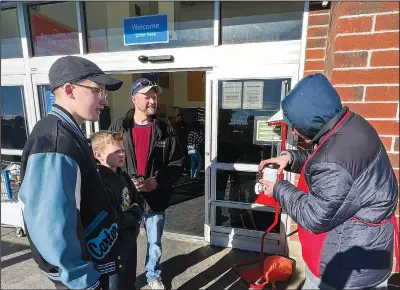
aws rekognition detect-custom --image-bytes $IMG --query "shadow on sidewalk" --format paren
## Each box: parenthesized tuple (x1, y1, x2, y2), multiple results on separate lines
(136, 245, 257, 290)
(1, 240, 32, 269)
(1, 240, 30, 258)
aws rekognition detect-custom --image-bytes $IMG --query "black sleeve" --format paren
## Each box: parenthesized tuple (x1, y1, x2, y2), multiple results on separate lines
(123, 171, 145, 211)
(155, 127, 185, 189)
(273, 162, 357, 234)
(282, 149, 312, 173)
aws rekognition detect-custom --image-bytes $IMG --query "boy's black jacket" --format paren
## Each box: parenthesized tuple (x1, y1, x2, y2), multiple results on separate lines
(98, 164, 143, 230)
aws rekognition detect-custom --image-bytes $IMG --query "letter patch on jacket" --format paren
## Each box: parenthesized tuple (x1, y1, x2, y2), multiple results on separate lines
(87, 223, 118, 259)
(156, 141, 166, 148)
(121, 187, 131, 212)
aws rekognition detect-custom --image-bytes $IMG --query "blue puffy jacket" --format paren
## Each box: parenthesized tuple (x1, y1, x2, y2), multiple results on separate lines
(274, 74, 398, 289)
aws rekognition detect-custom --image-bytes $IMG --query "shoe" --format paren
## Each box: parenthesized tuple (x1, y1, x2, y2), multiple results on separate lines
(148, 278, 165, 290)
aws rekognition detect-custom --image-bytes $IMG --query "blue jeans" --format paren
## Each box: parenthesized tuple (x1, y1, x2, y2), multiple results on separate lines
(188, 151, 203, 178)
(143, 211, 165, 283)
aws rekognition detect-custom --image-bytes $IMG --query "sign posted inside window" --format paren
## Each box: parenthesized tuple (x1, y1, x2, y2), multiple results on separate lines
(46, 90, 55, 113)
(124, 14, 169, 46)
(222, 82, 242, 109)
(243, 81, 263, 109)
(253, 116, 282, 144)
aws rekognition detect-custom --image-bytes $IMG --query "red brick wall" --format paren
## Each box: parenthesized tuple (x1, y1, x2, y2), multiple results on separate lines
(328, 2, 400, 270)
(290, 3, 400, 266)
(303, 2, 331, 77)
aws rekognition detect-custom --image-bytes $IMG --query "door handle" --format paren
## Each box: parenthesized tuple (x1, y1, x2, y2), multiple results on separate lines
(206, 152, 210, 156)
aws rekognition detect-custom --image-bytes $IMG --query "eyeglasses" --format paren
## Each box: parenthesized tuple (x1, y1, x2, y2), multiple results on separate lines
(73, 83, 107, 101)
(133, 80, 157, 91)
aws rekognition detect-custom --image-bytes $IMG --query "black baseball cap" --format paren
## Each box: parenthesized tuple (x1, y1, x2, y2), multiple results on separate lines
(48, 56, 123, 92)
(131, 78, 162, 96)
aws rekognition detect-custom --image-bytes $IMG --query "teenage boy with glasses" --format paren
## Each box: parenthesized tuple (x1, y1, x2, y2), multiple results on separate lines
(109, 78, 185, 290)
(19, 56, 124, 289)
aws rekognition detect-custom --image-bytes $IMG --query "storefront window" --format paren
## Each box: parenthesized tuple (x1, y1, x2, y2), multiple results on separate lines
(221, 1, 304, 44)
(217, 78, 289, 164)
(1, 86, 28, 150)
(84, 1, 214, 53)
(1, 8, 23, 59)
(28, 2, 80, 57)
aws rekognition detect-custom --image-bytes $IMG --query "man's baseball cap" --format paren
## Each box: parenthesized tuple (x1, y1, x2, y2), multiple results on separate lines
(48, 56, 123, 92)
(131, 78, 162, 96)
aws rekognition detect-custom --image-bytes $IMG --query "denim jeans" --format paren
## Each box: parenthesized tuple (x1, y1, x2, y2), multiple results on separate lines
(143, 211, 165, 284)
(188, 151, 203, 178)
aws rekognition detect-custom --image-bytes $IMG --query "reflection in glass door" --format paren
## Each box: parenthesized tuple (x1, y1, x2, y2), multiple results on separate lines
(1, 86, 28, 153)
(207, 65, 299, 255)
(1, 75, 35, 157)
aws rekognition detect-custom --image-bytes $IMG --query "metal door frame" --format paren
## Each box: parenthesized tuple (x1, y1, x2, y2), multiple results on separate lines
(205, 64, 299, 255)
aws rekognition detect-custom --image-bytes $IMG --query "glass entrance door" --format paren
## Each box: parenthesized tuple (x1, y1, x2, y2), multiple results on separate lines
(205, 64, 299, 255)
(1, 75, 35, 157)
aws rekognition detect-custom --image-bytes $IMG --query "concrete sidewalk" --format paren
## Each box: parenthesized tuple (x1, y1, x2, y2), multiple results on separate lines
(1, 227, 305, 289)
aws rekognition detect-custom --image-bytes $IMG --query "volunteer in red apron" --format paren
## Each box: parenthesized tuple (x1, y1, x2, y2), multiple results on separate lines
(259, 73, 399, 289)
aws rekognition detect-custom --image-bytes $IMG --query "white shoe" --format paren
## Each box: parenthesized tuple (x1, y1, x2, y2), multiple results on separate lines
(148, 278, 165, 290)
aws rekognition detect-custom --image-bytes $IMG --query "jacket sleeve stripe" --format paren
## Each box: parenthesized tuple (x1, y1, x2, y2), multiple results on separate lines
(75, 165, 81, 210)
(83, 210, 108, 238)
(18, 153, 100, 289)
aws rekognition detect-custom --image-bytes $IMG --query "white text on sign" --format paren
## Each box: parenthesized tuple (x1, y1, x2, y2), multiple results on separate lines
(135, 32, 157, 38)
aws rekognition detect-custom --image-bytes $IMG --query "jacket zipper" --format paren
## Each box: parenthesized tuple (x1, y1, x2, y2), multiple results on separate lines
(146, 125, 161, 177)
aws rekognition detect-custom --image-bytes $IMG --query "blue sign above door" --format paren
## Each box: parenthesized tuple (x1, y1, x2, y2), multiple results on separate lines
(123, 14, 169, 46)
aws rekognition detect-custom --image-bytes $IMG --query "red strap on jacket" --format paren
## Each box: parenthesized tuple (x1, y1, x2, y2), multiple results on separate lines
(296, 110, 399, 275)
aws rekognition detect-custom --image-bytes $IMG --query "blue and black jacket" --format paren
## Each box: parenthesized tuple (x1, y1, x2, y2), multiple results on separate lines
(275, 74, 398, 288)
(19, 105, 121, 289)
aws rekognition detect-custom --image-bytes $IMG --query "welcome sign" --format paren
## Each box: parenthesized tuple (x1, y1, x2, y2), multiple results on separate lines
(123, 14, 169, 46)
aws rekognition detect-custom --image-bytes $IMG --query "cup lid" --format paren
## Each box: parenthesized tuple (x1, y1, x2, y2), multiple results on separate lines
(265, 163, 280, 169)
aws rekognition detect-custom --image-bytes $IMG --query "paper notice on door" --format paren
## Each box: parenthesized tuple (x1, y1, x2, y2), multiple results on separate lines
(255, 120, 282, 142)
(222, 82, 242, 109)
(243, 81, 264, 109)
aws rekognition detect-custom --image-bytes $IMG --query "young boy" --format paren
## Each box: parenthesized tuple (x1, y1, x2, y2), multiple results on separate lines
(91, 130, 143, 290)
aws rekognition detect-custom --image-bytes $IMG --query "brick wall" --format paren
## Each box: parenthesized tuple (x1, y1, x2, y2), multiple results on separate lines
(303, 2, 331, 77)
(289, 3, 400, 268)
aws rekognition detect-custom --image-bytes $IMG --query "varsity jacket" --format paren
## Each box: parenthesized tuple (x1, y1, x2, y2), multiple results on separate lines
(19, 105, 121, 289)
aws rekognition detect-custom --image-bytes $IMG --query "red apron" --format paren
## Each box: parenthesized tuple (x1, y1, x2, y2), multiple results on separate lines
(296, 111, 399, 277)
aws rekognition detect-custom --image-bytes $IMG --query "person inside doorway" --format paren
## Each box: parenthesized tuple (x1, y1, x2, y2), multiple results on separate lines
(187, 121, 204, 180)
(174, 113, 190, 171)
(109, 77, 185, 290)
(258, 73, 398, 289)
